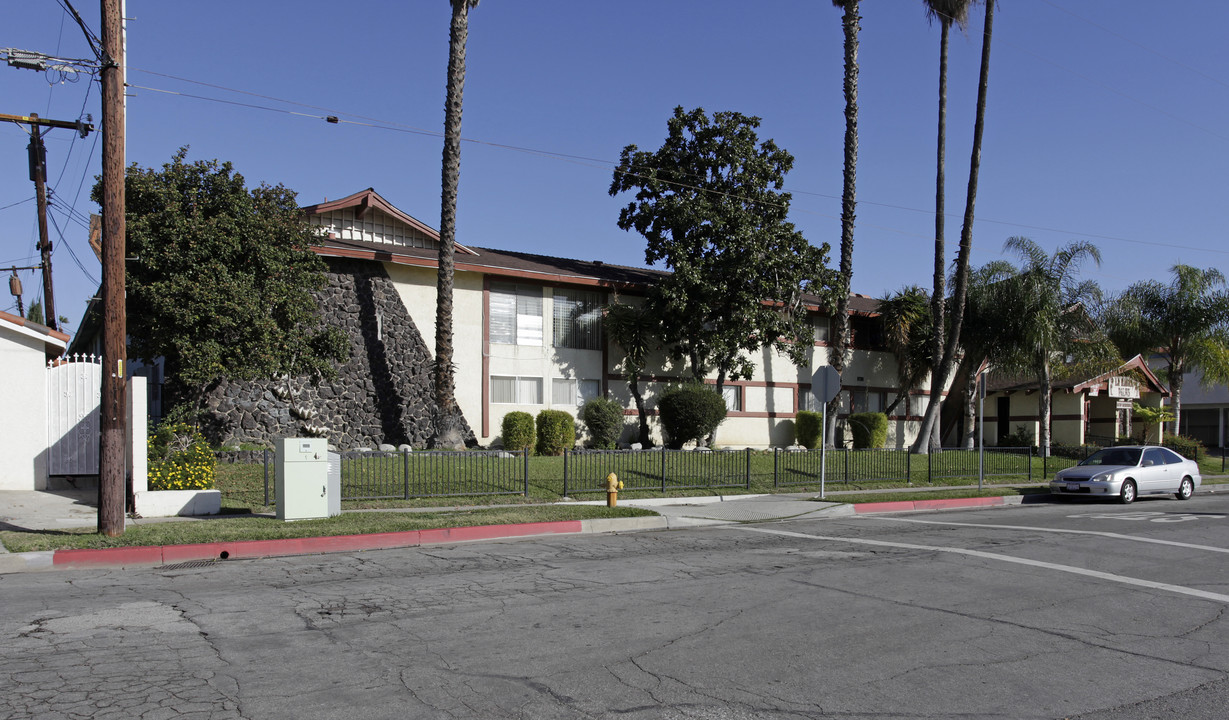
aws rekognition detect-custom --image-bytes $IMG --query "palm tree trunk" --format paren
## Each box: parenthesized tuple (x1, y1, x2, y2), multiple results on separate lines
(628, 376, 651, 447)
(928, 19, 951, 453)
(1039, 358, 1052, 456)
(432, 0, 473, 449)
(828, 0, 860, 447)
(913, 0, 995, 454)
(1170, 361, 1184, 438)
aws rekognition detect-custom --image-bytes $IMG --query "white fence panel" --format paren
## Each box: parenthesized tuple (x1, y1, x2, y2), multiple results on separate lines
(47, 354, 102, 476)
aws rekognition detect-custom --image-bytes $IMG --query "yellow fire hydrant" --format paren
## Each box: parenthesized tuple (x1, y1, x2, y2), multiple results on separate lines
(605, 472, 624, 507)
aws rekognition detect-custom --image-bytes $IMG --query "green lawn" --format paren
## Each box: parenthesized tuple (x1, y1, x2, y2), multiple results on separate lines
(0, 505, 656, 553)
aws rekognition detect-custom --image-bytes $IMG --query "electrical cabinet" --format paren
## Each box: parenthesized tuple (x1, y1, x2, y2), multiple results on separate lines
(275, 438, 339, 521)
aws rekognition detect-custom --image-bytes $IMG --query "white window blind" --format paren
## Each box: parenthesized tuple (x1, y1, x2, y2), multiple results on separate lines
(490, 282, 543, 346)
(722, 385, 742, 412)
(491, 376, 543, 404)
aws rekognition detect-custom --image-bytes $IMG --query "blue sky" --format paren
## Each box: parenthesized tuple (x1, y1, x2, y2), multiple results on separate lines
(3, 1, 1227, 337)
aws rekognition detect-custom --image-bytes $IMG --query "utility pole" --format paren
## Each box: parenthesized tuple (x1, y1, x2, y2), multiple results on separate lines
(1, 112, 94, 332)
(29, 119, 56, 331)
(99, 0, 127, 537)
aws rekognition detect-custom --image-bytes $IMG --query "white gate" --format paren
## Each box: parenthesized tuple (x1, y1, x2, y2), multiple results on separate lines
(47, 354, 102, 476)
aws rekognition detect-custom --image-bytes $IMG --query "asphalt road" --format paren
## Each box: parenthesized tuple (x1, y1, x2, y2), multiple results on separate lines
(2, 494, 1228, 719)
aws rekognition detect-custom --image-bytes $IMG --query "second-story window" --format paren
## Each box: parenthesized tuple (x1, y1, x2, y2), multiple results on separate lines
(553, 288, 604, 350)
(490, 282, 543, 346)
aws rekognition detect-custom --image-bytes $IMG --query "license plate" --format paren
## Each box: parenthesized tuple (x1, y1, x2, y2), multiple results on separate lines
(1066, 483, 1082, 492)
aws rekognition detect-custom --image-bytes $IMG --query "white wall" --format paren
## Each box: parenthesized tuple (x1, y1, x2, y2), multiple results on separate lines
(0, 328, 51, 490)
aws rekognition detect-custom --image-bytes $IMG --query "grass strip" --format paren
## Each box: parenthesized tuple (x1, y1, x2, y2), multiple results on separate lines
(0, 505, 656, 553)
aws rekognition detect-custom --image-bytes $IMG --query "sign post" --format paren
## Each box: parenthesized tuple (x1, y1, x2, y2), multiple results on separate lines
(811, 366, 841, 499)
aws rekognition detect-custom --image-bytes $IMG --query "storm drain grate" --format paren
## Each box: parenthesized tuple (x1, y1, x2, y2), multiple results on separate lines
(160, 560, 220, 570)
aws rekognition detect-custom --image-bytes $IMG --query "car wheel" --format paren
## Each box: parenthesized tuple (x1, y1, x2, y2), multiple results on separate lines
(1176, 477, 1194, 501)
(1119, 480, 1137, 505)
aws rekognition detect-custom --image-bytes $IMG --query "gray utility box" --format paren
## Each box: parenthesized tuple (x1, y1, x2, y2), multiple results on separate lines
(275, 438, 340, 521)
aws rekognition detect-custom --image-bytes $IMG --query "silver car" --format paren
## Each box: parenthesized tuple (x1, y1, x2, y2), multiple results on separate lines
(1050, 446, 1201, 504)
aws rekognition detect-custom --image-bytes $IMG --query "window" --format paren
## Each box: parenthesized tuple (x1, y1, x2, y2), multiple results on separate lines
(490, 283, 543, 346)
(722, 385, 742, 413)
(814, 315, 830, 344)
(551, 378, 600, 406)
(553, 288, 604, 350)
(491, 376, 543, 404)
(849, 389, 885, 414)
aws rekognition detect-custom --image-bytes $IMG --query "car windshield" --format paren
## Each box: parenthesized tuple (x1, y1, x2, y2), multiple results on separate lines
(1080, 448, 1142, 467)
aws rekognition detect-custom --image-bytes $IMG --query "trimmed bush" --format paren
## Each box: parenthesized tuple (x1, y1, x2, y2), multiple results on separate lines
(581, 396, 624, 449)
(657, 384, 727, 449)
(501, 411, 535, 454)
(848, 412, 888, 449)
(147, 422, 216, 491)
(795, 411, 822, 449)
(1163, 433, 1205, 460)
(536, 409, 576, 456)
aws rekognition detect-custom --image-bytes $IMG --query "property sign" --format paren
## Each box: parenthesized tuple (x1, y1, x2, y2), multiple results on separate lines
(1107, 376, 1140, 399)
(1116, 399, 1134, 410)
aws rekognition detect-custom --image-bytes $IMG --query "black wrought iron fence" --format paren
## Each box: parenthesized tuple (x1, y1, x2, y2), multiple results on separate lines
(928, 447, 1033, 481)
(261, 449, 529, 502)
(563, 448, 751, 495)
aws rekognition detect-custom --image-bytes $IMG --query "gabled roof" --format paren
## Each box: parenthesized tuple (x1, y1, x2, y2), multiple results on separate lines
(988, 354, 1169, 397)
(300, 187, 479, 256)
(0, 309, 69, 355)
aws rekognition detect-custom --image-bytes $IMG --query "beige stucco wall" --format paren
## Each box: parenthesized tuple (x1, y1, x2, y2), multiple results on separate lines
(384, 262, 487, 442)
(0, 328, 50, 490)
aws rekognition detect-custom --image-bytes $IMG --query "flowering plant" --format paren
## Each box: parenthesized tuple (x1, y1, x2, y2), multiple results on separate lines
(148, 423, 216, 491)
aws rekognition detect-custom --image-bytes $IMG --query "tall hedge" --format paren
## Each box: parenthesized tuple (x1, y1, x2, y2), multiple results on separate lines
(658, 384, 727, 449)
(536, 409, 576, 456)
(581, 396, 625, 449)
(501, 411, 535, 454)
(795, 411, 822, 449)
(848, 412, 888, 449)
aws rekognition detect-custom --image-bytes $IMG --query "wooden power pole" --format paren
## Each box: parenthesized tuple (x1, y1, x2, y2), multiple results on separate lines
(28, 122, 56, 331)
(99, 0, 127, 536)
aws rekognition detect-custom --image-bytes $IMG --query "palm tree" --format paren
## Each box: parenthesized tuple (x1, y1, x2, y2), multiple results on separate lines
(913, 0, 995, 453)
(828, 0, 861, 447)
(1105, 265, 1229, 436)
(958, 259, 1016, 447)
(991, 237, 1105, 455)
(877, 286, 933, 418)
(922, 0, 973, 449)
(432, 0, 480, 449)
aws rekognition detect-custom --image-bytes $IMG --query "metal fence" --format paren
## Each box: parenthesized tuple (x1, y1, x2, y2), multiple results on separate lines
(563, 448, 752, 496)
(247, 440, 1214, 506)
(261, 449, 529, 502)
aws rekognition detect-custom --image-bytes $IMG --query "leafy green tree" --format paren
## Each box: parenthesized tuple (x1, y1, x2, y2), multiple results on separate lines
(25, 299, 44, 325)
(603, 299, 662, 447)
(829, 0, 862, 447)
(913, 0, 997, 453)
(1105, 265, 1229, 435)
(432, 0, 481, 450)
(94, 148, 348, 422)
(610, 106, 836, 408)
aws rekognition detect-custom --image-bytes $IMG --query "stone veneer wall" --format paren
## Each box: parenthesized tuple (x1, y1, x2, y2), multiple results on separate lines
(201, 257, 474, 450)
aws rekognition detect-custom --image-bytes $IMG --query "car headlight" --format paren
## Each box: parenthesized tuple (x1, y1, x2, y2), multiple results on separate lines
(1091, 473, 1112, 483)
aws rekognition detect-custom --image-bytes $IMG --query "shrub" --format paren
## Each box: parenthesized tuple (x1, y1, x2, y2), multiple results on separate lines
(501, 411, 535, 454)
(536, 409, 576, 456)
(1163, 433, 1205, 460)
(1000, 425, 1034, 448)
(795, 411, 822, 449)
(657, 384, 727, 449)
(147, 422, 216, 491)
(848, 412, 888, 449)
(581, 396, 624, 449)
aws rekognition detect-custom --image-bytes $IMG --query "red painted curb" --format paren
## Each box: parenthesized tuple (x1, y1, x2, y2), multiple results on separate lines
(854, 496, 1006, 514)
(49, 520, 588, 569)
(53, 545, 164, 568)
